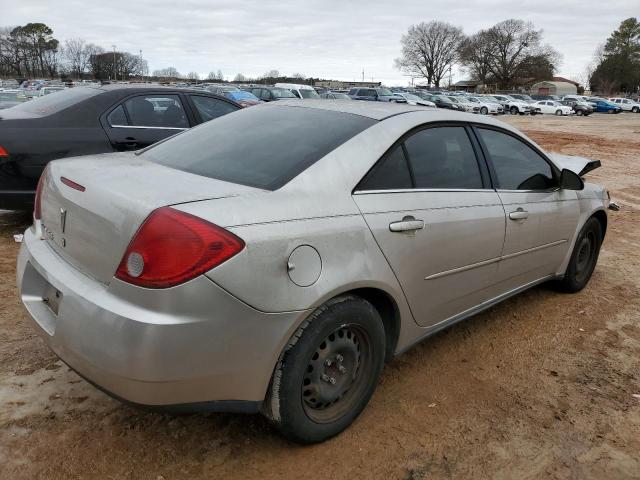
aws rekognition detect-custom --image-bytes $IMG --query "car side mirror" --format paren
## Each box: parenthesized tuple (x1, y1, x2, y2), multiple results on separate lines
(560, 169, 584, 190)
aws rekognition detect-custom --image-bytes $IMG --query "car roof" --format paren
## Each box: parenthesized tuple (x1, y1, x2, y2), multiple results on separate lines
(270, 99, 502, 123)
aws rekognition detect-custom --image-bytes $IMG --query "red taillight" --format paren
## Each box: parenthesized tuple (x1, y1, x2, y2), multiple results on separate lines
(0, 145, 9, 157)
(33, 168, 48, 220)
(115, 207, 244, 288)
(60, 176, 86, 192)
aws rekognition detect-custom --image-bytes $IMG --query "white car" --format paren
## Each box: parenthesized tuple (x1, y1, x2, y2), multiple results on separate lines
(274, 83, 320, 99)
(609, 98, 640, 113)
(489, 94, 534, 115)
(533, 100, 574, 116)
(393, 92, 435, 107)
(467, 96, 503, 115)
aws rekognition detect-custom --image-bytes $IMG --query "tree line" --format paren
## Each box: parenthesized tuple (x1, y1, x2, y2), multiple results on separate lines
(396, 17, 639, 94)
(0, 23, 147, 80)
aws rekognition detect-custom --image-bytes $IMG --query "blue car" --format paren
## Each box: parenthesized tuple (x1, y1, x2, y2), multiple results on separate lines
(224, 90, 262, 107)
(590, 99, 622, 114)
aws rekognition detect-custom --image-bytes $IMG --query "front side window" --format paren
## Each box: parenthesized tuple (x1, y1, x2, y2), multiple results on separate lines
(477, 128, 555, 190)
(404, 127, 483, 189)
(124, 95, 188, 128)
(190, 95, 238, 122)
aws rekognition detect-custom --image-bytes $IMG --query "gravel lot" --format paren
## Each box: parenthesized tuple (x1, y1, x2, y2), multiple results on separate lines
(1, 112, 639, 479)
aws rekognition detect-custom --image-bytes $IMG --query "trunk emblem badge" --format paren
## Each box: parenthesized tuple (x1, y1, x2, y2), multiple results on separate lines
(60, 208, 67, 234)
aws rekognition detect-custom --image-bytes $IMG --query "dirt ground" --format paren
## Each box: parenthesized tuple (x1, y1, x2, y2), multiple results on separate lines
(1, 113, 639, 480)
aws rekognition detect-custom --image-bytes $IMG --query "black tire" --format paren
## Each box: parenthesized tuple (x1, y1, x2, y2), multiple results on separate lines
(555, 109, 562, 116)
(480, 106, 488, 115)
(553, 217, 603, 293)
(510, 106, 518, 115)
(576, 109, 584, 116)
(632, 106, 639, 113)
(263, 295, 386, 443)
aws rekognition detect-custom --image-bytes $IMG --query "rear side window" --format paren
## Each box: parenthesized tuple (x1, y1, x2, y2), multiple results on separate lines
(359, 146, 412, 190)
(141, 106, 375, 190)
(477, 128, 555, 190)
(125, 95, 188, 128)
(404, 127, 483, 189)
(107, 105, 128, 126)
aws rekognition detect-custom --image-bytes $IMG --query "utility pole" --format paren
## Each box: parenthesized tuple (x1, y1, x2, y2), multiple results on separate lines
(139, 49, 144, 82)
(112, 45, 117, 81)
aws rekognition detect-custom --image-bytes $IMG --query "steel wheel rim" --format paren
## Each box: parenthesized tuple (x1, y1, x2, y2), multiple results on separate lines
(575, 230, 596, 282)
(301, 324, 373, 424)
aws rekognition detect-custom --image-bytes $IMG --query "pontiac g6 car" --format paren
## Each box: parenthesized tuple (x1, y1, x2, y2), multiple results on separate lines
(18, 100, 611, 443)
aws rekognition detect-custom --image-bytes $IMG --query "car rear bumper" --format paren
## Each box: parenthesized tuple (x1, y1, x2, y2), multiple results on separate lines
(17, 227, 306, 408)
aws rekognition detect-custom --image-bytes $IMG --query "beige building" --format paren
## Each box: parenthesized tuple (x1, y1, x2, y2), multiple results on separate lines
(314, 80, 381, 90)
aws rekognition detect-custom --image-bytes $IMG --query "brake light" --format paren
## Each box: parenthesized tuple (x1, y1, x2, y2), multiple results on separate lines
(0, 145, 8, 157)
(115, 207, 244, 288)
(33, 168, 48, 220)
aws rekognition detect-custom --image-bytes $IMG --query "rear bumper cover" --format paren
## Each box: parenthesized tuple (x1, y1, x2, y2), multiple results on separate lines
(17, 227, 307, 407)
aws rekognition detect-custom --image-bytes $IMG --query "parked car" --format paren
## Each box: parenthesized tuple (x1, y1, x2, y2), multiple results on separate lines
(275, 83, 320, 99)
(319, 92, 352, 100)
(559, 100, 593, 116)
(588, 99, 623, 114)
(392, 92, 436, 107)
(38, 86, 66, 96)
(223, 90, 262, 107)
(608, 97, 640, 113)
(0, 90, 25, 109)
(0, 85, 240, 210)
(348, 87, 407, 103)
(532, 100, 574, 116)
(18, 101, 611, 444)
(466, 96, 503, 115)
(531, 94, 562, 101)
(428, 94, 465, 111)
(247, 86, 298, 102)
(509, 94, 535, 104)
(445, 96, 478, 113)
(489, 95, 534, 115)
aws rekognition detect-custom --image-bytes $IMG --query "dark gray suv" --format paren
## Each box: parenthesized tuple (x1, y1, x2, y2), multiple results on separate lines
(348, 88, 406, 103)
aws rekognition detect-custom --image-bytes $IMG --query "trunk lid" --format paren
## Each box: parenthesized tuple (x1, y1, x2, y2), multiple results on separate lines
(40, 152, 257, 284)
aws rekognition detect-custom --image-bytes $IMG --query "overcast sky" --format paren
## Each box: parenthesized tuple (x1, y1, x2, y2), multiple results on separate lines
(4, 0, 638, 85)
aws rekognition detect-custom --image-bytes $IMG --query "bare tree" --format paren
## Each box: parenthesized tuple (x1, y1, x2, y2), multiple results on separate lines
(187, 71, 199, 81)
(233, 73, 246, 82)
(458, 30, 493, 83)
(394, 21, 464, 87)
(64, 38, 91, 79)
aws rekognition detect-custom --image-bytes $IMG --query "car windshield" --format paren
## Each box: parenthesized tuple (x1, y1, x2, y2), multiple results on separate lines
(376, 89, 393, 96)
(299, 89, 320, 99)
(332, 93, 350, 99)
(271, 88, 297, 99)
(467, 97, 481, 103)
(447, 97, 460, 103)
(141, 105, 376, 190)
(6, 86, 100, 115)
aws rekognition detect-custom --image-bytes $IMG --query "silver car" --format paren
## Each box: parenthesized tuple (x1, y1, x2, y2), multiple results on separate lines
(17, 100, 611, 443)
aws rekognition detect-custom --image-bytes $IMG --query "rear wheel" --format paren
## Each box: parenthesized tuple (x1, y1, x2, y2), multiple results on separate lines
(576, 109, 584, 116)
(553, 217, 602, 293)
(264, 295, 385, 444)
(510, 106, 518, 115)
(632, 106, 639, 113)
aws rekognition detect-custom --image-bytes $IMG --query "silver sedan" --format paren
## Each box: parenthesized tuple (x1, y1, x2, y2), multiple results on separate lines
(17, 100, 611, 443)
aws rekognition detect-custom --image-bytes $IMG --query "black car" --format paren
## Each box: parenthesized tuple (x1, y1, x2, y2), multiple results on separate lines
(348, 88, 407, 103)
(0, 85, 240, 209)
(559, 99, 593, 116)
(420, 93, 464, 111)
(246, 87, 297, 102)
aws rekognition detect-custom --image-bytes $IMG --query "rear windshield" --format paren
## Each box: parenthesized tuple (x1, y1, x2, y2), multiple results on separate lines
(7, 86, 101, 116)
(141, 105, 376, 190)
(299, 89, 320, 99)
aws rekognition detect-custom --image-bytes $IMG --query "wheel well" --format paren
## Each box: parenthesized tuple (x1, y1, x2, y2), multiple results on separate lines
(348, 288, 400, 362)
(592, 210, 607, 239)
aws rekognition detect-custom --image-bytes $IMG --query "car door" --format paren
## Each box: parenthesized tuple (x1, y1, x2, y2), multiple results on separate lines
(353, 124, 506, 328)
(102, 93, 190, 151)
(185, 94, 239, 124)
(475, 126, 580, 290)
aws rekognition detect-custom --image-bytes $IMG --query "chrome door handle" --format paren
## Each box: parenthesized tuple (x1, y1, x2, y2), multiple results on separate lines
(509, 209, 529, 220)
(389, 217, 425, 232)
